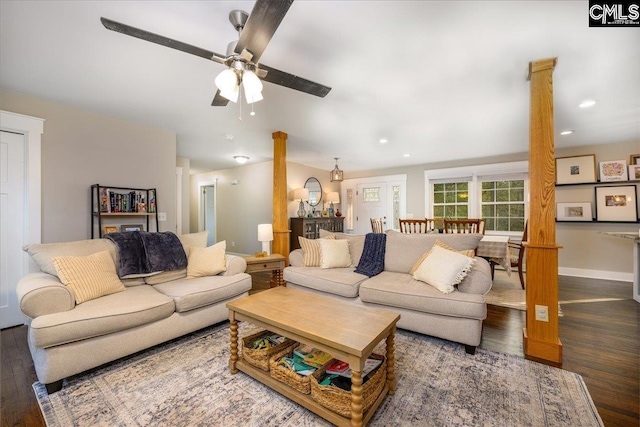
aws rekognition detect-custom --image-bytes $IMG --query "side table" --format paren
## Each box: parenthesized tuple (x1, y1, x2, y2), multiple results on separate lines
(243, 253, 286, 288)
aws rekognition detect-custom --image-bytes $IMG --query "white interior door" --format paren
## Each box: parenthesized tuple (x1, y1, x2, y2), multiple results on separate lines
(1, 131, 26, 328)
(202, 185, 216, 246)
(355, 182, 387, 234)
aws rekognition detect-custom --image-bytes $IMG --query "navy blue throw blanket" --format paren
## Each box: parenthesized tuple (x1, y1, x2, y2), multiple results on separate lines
(355, 233, 387, 277)
(105, 231, 187, 277)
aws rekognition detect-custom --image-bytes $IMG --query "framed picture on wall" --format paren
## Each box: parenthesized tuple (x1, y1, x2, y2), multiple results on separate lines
(629, 164, 640, 181)
(599, 160, 628, 182)
(595, 185, 638, 222)
(103, 226, 118, 234)
(555, 155, 597, 184)
(120, 224, 144, 232)
(630, 154, 640, 166)
(556, 202, 593, 221)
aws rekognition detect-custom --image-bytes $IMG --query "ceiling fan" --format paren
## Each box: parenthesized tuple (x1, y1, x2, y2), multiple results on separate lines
(101, 0, 331, 107)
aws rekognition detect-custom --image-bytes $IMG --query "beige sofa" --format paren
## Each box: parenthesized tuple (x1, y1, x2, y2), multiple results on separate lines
(284, 230, 493, 354)
(17, 232, 251, 393)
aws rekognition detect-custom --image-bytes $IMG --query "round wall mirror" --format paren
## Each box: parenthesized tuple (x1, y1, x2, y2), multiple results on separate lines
(304, 177, 322, 207)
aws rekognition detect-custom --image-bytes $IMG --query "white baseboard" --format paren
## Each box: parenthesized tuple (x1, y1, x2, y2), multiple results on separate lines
(558, 267, 633, 283)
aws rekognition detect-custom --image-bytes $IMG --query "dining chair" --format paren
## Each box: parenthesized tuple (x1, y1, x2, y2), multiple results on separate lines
(508, 220, 528, 289)
(399, 219, 430, 234)
(443, 219, 485, 234)
(370, 218, 384, 233)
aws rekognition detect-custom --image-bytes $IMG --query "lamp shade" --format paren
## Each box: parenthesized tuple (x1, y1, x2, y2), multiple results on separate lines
(292, 188, 309, 201)
(242, 70, 263, 104)
(215, 69, 239, 103)
(257, 224, 273, 242)
(326, 192, 340, 204)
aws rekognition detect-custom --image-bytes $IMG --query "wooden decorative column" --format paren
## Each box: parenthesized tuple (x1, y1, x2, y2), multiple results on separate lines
(271, 131, 290, 265)
(523, 57, 563, 364)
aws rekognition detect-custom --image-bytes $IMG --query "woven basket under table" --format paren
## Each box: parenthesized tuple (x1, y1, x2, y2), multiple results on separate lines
(241, 330, 296, 371)
(269, 346, 327, 394)
(309, 353, 387, 418)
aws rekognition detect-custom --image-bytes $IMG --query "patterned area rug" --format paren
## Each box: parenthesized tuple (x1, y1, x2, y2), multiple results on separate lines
(34, 322, 602, 427)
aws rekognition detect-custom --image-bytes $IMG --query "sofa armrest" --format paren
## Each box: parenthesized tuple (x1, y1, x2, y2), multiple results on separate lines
(457, 257, 492, 295)
(289, 249, 303, 267)
(221, 254, 247, 276)
(16, 273, 75, 319)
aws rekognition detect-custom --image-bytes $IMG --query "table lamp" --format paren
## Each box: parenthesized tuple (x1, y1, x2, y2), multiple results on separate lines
(326, 192, 340, 216)
(257, 224, 273, 255)
(292, 188, 309, 218)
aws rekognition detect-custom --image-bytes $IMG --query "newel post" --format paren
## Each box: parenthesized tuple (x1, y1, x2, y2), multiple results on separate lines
(523, 57, 563, 364)
(272, 131, 290, 265)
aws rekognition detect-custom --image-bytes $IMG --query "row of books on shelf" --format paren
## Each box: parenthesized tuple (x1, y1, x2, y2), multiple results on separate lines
(99, 188, 156, 213)
(277, 343, 382, 390)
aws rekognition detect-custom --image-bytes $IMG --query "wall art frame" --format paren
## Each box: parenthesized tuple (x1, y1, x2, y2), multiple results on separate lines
(629, 164, 640, 181)
(594, 185, 638, 222)
(120, 224, 144, 232)
(599, 160, 628, 182)
(103, 226, 118, 234)
(630, 154, 640, 166)
(556, 202, 593, 221)
(555, 154, 597, 184)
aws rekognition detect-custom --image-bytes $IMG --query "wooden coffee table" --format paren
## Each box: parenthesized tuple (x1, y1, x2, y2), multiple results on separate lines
(227, 287, 400, 427)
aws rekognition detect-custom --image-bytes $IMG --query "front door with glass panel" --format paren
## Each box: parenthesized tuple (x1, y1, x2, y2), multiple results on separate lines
(355, 183, 387, 234)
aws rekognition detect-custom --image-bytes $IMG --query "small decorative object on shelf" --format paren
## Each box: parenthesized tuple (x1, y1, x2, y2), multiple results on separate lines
(91, 184, 159, 238)
(599, 160, 628, 182)
(335, 209, 342, 217)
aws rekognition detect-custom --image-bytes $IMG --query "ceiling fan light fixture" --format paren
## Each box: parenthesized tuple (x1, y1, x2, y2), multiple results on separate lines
(215, 69, 240, 102)
(242, 70, 263, 104)
(330, 157, 343, 182)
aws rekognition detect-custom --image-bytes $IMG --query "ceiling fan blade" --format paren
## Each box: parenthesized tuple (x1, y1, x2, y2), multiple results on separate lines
(211, 90, 230, 106)
(259, 64, 331, 98)
(234, 0, 293, 63)
(101, 17, 227, 64)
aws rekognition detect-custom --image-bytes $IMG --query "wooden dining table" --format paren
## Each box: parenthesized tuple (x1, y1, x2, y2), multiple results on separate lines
(477, 235, 511, 276)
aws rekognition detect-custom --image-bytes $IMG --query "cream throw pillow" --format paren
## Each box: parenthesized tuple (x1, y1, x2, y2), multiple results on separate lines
(52, 250, 126, 304)
(320, 239, 352, 268)
(187, 240, 227, 279)
(299, 235, 335, 267)
(410, 240, 475, 274)
(412, 245, 475, 294)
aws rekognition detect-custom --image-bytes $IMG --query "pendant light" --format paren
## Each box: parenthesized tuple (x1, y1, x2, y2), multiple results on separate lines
(330, 157, 343, 182)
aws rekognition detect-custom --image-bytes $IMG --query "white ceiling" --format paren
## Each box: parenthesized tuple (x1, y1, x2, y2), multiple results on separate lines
(1, 1, 638, 174)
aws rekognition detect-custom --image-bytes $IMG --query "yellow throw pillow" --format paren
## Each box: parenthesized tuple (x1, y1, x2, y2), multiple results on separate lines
(299, 235, 335, 267)
(187, 240, 227, 278)
(52, 250, 125, 304)
(410, 240, 475, 275)
(412, 245, 475, 294)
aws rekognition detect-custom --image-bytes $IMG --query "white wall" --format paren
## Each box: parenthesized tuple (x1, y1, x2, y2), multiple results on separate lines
(190, 160, 338, 255)
(0, 89, 177, 242)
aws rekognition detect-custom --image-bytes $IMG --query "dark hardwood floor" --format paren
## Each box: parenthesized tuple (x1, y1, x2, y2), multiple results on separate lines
(2, 274, 638, 427)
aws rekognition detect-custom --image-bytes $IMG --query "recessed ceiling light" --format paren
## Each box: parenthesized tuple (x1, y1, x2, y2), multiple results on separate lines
(579, 100, 596, 108)
(224, 133, 234, 141)
(234, 155, 249, 164)
(403, 154, 410, 158)
(379, 138, 388, 144)
(560, 130, 574, 135)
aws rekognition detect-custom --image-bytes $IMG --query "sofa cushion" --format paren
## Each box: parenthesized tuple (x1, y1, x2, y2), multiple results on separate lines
(319, 230, 366, 266)
(152, 273, 251, 312)
(384, 230, 482, 274)
(284, 266, 367, 298)
(29, 285, 175, 348)
(299, 235, 335, 267)
(412, 245, 475, 294)
(187, 240, 226, 278)
(320, 239, 351, 268)
(178, 231, 208, 253)
(23, 239, 117, 277)
(359, 271, 486, 320)
(52, 250, 126, 303)
(410, 240, 475, 274)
